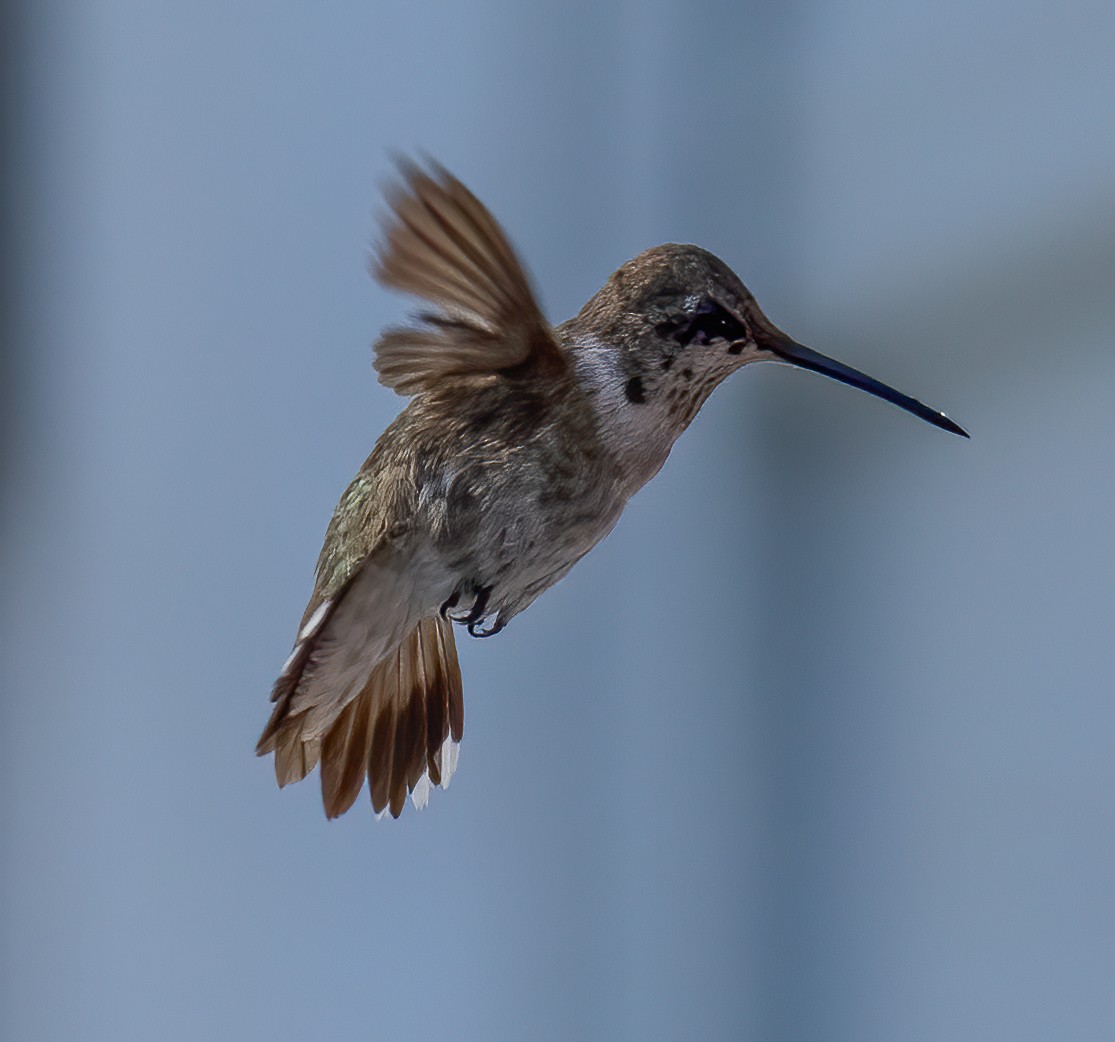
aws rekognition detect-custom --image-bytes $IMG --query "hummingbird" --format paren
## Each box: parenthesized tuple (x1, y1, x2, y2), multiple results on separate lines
(256, 159, 967, 821)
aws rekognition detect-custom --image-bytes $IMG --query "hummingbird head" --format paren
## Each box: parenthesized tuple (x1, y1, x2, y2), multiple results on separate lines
(561, 243, 968, 449)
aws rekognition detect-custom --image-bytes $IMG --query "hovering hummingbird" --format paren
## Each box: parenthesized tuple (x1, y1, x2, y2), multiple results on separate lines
(256, 159, 967, 820)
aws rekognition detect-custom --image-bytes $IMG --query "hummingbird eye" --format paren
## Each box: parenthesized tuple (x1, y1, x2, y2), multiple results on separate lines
(690, 299, 748, 345)
(658, 299, 748, 348)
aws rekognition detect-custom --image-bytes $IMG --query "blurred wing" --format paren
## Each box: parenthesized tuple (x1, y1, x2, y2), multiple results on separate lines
(372, 159, 567, 395)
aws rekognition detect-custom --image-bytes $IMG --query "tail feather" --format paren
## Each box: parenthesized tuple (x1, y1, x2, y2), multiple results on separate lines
(256, 592, 338, 758)
(271, 713, 321, 787)
(319, 686, 374, 818)
(259, 615, 464, 819)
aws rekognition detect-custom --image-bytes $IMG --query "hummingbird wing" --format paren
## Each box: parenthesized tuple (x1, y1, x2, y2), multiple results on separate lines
(372, 159, 566, 395)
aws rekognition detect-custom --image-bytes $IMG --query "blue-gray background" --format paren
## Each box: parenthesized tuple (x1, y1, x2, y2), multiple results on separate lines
(3, 2, 1114, 1039)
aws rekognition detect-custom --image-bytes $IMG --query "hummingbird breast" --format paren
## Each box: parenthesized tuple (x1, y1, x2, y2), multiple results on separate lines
(394, 376, 631, 633)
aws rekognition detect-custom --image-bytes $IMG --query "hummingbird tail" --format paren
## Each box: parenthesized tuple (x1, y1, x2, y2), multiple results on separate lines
(257, 613, 464, 820)
(319, 616, 464, 819)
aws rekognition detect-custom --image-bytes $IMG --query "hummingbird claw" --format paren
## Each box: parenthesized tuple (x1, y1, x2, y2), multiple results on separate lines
(462, 584, 492, 624)
(468, 614, 506, 639)
(441, 582, 496, 629)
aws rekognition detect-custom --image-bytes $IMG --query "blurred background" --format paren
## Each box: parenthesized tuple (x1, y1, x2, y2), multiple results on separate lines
(2, 2, 1114, 1039)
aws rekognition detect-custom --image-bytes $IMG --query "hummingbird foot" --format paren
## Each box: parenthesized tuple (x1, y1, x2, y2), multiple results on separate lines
(439, 581, 506, 638)
(467, 614, 506, 639)
(439, 584, 486, 621)
(439, 581, 498, 626)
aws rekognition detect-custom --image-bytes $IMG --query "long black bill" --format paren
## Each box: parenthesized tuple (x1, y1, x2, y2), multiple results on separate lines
(765, 337, 969, 438)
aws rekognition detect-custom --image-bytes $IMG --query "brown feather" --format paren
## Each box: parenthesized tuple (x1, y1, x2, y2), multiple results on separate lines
(260, 609, 463, 819)
(372, 159, 566, 395)
(256, 643, 315, 753)
(318, 697, 358, 805)
(387, 637, 414, 818)
(390, 698, 416, 818)
(389, 195, 507, 313)
(417, 621, 445, 785)
(273, 718, 320, 787)
(404, 661, 429, 791)
(368, 702, 395, 816)
(319, 683, 374, 819)
(441, 619, 464, 742)
(255, 589, 340, 757)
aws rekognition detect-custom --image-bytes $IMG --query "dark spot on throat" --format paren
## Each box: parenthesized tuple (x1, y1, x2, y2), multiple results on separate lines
(682, 367, 693, 380)
(625, 375, 646, 404)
